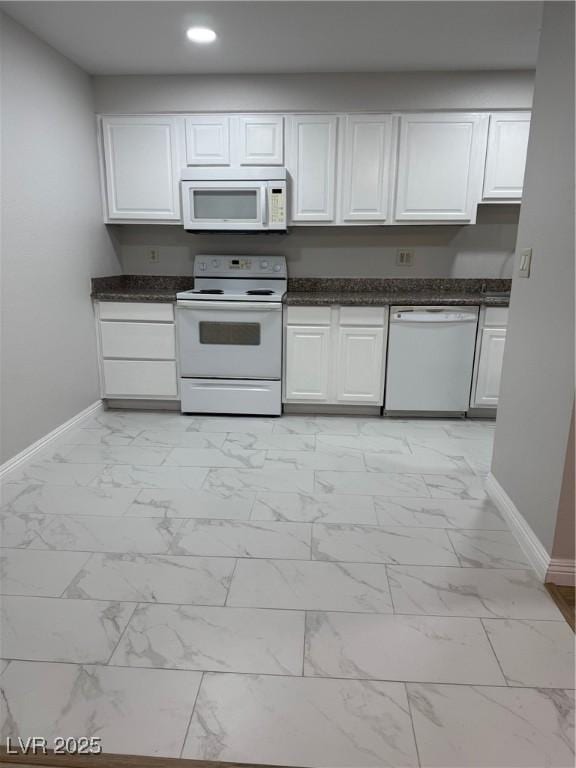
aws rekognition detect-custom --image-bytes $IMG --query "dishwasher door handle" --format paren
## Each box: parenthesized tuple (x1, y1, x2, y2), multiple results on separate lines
(392, 309, 478, 323)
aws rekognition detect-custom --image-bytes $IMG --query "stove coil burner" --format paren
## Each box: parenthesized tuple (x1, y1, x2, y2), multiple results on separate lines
(197, 289, 224, 294)
(246, 290, 274, 296)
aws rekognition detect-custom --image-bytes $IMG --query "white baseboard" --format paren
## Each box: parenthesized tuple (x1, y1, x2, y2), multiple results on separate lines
(485, 472, 551, 581)
(0, 400, 103, 480)
(546, 558, 576, 587)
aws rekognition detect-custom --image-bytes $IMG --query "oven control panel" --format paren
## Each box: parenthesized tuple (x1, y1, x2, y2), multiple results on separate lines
(194, 255, 287, 278)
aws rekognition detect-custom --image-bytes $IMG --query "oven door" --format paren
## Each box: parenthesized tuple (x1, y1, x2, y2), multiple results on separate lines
(182, 181, 267, 231)
(177, 300, 282, 379)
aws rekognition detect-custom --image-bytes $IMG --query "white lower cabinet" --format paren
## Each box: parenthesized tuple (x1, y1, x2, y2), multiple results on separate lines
(285, 325, 331, 401)
(335, 326, 386, 403)
(284, 305, 387, 405)
(96, 302, 178, 400)
(471, 307, 508, 408)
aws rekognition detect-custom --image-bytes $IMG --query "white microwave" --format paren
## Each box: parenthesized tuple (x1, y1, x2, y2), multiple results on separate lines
(181, 167, 287, 233)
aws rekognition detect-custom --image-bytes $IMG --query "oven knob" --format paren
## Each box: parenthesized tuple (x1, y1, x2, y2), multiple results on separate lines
(212, 259, 220, 267)
(260, 260, 269, 270)
(199, 262, 207, 271)
(273, 264, 281, 272)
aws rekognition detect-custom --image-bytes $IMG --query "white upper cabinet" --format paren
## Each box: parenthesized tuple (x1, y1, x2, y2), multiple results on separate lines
(238, 115, 284, 165)
(394, 113, 488, 222)
(185, 115, 231, 166)
(99, 109, 528, 225)
(185, 115, 283, 167)
(101, 116, 183, 221)
(483, 112, 531, 200)
(340, 115, 394, 222)
(288, 115, 338, 222)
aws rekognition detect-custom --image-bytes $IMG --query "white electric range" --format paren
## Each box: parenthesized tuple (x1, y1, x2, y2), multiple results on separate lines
(176, 255, 287, 415)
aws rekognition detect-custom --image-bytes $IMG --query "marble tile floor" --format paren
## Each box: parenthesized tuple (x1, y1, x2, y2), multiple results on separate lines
(0, 410, 573, 767)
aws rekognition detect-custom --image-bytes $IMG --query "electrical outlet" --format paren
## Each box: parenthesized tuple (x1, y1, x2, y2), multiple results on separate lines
(518, 247, 532, 278)
(396, 249, 414, 267)
(148, 248, 160, 264)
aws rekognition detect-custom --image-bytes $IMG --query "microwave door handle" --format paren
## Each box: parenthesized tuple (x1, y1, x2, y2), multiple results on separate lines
(261, 186, 268, 227)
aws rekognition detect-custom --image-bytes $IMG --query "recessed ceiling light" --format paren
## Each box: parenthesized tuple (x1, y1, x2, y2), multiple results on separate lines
(186, 27, 217, 44)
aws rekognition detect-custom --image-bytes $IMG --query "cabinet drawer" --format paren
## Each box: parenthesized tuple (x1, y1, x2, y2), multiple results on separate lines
(100, 322, 175, 359)
(484, 307, 509, 327)
(339, 306, 386, 326)
(286, 306, 331, 325)
(102, 360, 178, 398)
(98, 302, 174, 322)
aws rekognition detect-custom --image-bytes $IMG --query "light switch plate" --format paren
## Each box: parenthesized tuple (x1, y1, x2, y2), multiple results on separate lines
(518, 247, 532, 278)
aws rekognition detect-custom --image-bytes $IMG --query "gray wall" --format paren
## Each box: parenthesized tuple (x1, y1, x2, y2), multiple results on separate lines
(491, 2, 575, 555)
(93, 71, 534, 114)
(0, 13, 122, 463)
(116, 206, 519, 279)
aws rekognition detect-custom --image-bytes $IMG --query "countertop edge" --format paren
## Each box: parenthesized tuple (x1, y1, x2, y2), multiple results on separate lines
(283, 294, 510, 308)
(91, 292, 179, 303)
(92, 292, 510, 307)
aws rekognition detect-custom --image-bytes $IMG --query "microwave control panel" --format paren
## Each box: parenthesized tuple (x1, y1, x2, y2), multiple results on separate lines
(269, 187, 286, 225)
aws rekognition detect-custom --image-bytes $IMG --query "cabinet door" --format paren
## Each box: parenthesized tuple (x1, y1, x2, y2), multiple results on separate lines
(394, 113, 487, 222)
(335, 327, 385, 404)
(238, 115, 284, 165)
(284, 325, 331, 401)
(288, 115, 338, 222)
(185, 116, 230, 165)
(341, 115, 394, 221)
(474, 328, 507, 407)
(483, 112, 531, 200)
(101, 116, 182, 221)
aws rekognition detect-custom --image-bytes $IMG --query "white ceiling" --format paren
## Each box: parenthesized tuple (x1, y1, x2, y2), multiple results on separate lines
(1, 1, 542, 75)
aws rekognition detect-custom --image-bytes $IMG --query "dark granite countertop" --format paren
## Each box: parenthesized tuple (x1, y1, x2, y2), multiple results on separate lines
(91, 275, 194, 303)
(285, 278, 511, 307)
(92, 275, 511, 307)
(285, 291, 510, 307)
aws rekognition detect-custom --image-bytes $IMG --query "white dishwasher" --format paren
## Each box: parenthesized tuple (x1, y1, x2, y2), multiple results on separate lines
(385, 306, 479, 413)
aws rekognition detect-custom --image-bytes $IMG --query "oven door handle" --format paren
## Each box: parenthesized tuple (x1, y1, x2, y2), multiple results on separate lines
(177, 300, 282, 311)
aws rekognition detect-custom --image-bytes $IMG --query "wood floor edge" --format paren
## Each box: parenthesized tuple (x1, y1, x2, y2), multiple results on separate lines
(0, 747, 297, 768)
(545, 583, 576, 632)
